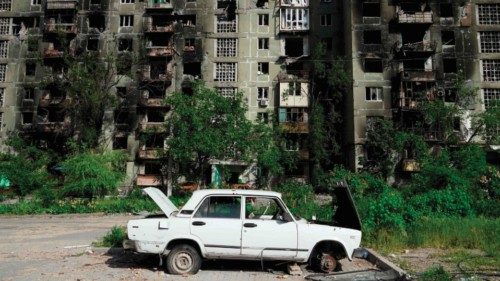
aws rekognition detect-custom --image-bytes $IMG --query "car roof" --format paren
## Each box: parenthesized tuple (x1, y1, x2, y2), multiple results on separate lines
(180, 189, 282, 211)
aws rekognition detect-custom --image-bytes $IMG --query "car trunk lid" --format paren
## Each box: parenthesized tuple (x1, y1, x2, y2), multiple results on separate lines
(143, 187, 179, 217)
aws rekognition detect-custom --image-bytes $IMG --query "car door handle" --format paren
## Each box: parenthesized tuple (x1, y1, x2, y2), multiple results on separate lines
(192, 221, 206, 226)
(243, 223, 257, 228)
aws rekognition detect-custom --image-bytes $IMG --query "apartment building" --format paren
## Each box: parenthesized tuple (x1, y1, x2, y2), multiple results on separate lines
(343, 0, 500, 172)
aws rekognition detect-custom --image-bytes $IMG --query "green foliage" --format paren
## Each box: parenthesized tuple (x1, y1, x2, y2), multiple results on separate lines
(34, 187, 58, 208)
(357, 188, 406, 232)
(94, 226, 127, 248)
(419, 266, 452, 281)
(361, 118, 397, 178)
(61, 151, 127, 200)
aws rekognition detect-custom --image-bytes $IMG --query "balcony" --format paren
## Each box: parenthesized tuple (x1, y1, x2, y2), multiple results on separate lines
(138, 122, 166, 132)
(146, 46, 174, 57)
(36, 121, 70, 133)
(143, 22, 174, 33)
(43, 46, 64, 58)
(396, 11, 433, 24)
(279, 8, 309, 32)
(46, 0, 78, 9)
(280, 122, 309, 134)
(136, 175, 164, 186)
(138, 149, 162, 160)
(139, 92, 167, 107)
(39, 93, 69, 107)
(142, 68, 173, 82)
(276, 70, 310, 82)
(44, 21, 77, 34)
(145, 0, 173, 10)
(400, 71, 436, 81)
(279, 0, 308, 7)
(398, 41, 436, 53)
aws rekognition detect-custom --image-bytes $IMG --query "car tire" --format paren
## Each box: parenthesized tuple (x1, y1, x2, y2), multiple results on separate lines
(166, 244, 202, 275)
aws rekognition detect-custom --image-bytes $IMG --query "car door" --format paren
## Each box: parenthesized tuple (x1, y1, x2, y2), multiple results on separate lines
(241, 196, 298, 259)
(190, 195, 243, 257)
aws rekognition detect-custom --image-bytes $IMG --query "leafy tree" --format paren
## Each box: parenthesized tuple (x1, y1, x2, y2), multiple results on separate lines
(61, 151, 127, 200)
(165, 82, 289, 187)
(361, 118, 397, 178)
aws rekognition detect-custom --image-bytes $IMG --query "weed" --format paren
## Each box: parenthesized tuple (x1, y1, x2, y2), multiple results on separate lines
(93, 226, 127, 248)
(419, 266, 452, 281)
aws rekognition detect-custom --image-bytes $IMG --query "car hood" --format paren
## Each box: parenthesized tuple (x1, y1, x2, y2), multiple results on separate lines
(143, 187, 179, 217)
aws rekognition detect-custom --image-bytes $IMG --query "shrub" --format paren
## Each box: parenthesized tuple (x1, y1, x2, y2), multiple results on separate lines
(358, 188, 406, 232)
(34, 187, 58, 208)
(407, 187, 474, 220)
(420, 266, 452, 281)
(94, 226, 127, 248)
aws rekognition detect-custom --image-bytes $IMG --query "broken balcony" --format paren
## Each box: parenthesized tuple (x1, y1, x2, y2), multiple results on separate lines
(396, 8, 433, 24)
(397, 41, 436, 53)
(38, 90, 69, 107)
(136, 175, 165, 187)
(138, 149, 161, 160)
(44, 19, 77, 34)
(143, 16, 174, 33)
(142, 65, 173, 82)
(279, 8, 309, 32)
(279, 0, 308, 7)
(138, 111, 166, 132)
(399, 82, 437, 110)
(400, 70, 436, 81)
(278, 107, 309, 133)
(146, 46, 174, 57)
(139, 90, 167, 107)
(46, 0, 78, 10)
(43, 43, 65, 58)
(145, 0, 172, 10)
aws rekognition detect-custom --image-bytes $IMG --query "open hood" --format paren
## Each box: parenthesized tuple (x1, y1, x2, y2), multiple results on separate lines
(331, 183, 362, 231)
(143, 187, 179, 217)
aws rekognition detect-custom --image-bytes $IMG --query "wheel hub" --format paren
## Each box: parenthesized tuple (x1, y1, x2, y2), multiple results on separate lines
(173, 252, 193, 273)
(320, 253, 337, 273)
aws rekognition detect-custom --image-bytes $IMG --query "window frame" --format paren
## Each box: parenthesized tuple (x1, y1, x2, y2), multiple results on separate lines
(193, 195, 243, 220)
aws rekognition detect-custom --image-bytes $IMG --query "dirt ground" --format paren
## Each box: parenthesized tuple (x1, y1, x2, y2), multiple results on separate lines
(0, 214, 378, 281)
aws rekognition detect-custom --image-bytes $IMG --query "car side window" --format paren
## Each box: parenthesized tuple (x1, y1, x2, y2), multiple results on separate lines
(245, 197, 286, 220)
(194, 196, 241, 219)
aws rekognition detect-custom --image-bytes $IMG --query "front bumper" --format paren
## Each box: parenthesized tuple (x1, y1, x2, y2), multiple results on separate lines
(123, 239, 137, 251)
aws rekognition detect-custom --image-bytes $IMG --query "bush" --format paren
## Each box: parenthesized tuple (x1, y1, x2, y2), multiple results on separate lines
(407, 187, 474, 220)
(420, 266, 452, 281)
(34, 187, 58, 208)
(358, 188, 406, 232)
(94, 226, 127, 248)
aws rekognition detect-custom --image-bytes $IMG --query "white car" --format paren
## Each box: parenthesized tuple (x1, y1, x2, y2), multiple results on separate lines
(124, 186, 362, 275)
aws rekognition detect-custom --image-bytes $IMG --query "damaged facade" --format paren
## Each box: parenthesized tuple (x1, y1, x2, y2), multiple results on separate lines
(0, 0, 497, 189)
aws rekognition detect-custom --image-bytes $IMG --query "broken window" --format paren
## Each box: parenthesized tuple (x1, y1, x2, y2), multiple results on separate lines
(117, 54, 132, 75)
(479, 31, 500, 53)
(442, 31, 455, 46)
(24, 87, 35, 100)
(113, 135, 128, 150)
(483, 89, 500, 109)
(478, 4, 500, 25)
(443, 58, 457, 73)
(284, 37, 305, 57)
(25, 61, 36, 76)
(257, 62, 269, 75)
(31, 0, 41, 5)
(184, 38, 195, 51)
(320, 14, 332, 26)
(363, 2, 380, 17)
(87, 38, 99, 51)
(364, 59, 383, 73)
(403, 58, 427, 71)
(216, 38, 237, 57)
(144, 162, 162, 175)
(257, 87, 268, 100)
(0, 0, 10, 11)
(146, 110, 165, 123)
(482, 60, 500, 82)
(366, 87, 382, 101)
(288, 82, 301, 96)
(118, 38, 132, 52)
(257, 112, 269, 123)
(0, 18, 10, 35)
(0, 88, 3, 107)
(256, 0, 268, 8)
(88, 14, 105, 30)
(145, 134, 164, 149)
(0, 40, 7, 58)
(258, 14, 269, 26)
(280, 8, 309, 31)
(120, 0, 135, 3)
(217, 0, 236, 10)
(0, 64, 6, 82)
(217, 87, 237, 98)
(183, 62, 201, 77)
(217, 15, 237, 33)
(258, 38, 269, 50)
(363, 30, 381, 44)
(214, 62, 237, 82)
(22, 112, 33, 124)
(120, 15, 134, 27)
(440, 3, 453, 17)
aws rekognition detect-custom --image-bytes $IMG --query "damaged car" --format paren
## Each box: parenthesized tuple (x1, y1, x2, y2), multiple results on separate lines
(124, 185, 362, 275)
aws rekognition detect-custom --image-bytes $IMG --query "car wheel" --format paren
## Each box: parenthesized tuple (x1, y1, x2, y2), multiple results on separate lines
(166, 244, 201, 275)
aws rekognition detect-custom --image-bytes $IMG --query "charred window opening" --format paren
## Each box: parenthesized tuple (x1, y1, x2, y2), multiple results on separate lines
(399, 2, 431, 13)
(22, 112, 34, 124)
(218, 1, 237, 21)
(442, 31, 455, 45)
(113, 135, 128, 149)
(286, 61, 303, 72)
(443, 58, 457, 73)
(179, 15, 196, 27)
(256, 0, 268, 8)
(150, 60, 170, 80)
(147, 33, 171, 47)
(12, 17, 39, 34)
(114, 110, 129, 124)
(26, 61, 36, 76)
(440, 3, 453, 18)
(88, 14, 105, 30)
(184, 38, 195, 51)
(38, 108, 65, 123)
(24, 87, 35, 100)
(403, 58, 426, 71)
(363, 30, 381, 44)
(444, 88, 457, 103)
(401, 27, 427, 45)
(116, 87, 127, 98)
(363, 2, 380, 17)
(118, 38, 132, 52)
(87, 38, 99, 51)
(183, 62, 201, 76)
(285, 38, 304, 57)
(257, 62, 269, 75)
(145, 134, 164, 149)
(364, 58, 383, 73)
(145, 86, 165, 99)
(144, 162, 162, 175)
(146, 110, 165, 123)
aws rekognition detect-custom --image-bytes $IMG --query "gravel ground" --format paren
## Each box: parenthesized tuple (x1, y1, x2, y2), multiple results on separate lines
(0, 214, 377, 281)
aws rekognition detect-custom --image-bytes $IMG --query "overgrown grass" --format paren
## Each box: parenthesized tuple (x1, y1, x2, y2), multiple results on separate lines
(419, 266, 453, 281)
(93, 226, 127, 248)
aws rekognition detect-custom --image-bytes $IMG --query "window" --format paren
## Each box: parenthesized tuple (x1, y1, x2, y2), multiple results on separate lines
(442, 31, 455, 46)
(258, 38, 269, 50)
(279, 107, 307, 123)
(118, 38, 132, 52)
(440, 3, 453, 17)
(320, 14, 332, 26)
(214, 62, 237, 82)
(184, 38, 195, 51)
(258, 14, 269, 26)
(216, 38, 237, 57)
(257, 62, 269, 75)
(363, 2, 380, 17)
(120, 0, 135, 3)
(288, 82, 301, 96)
(443, 58, 457, 73)
(245, 197, 287, 220)
(217, 0, 236, 9)
(366, 87, 382, 101)
(0, 0, 10, 11)
(0, 64, 6, 82)
(0, 88, 3, 107)
(217, 87, 237, 98)
(257, 112, 269, 123)
(482, 60, 500, 82)
(120, 15, 134, 27)
(364, 59, 383, 73)
(194, 196, 241, 219)
(25, 62, 36, 76)
(483, 89, 500, 109)
(113, 136, 128, 150)
(31, 0, 41, 5)
(216, 15, 237, 33)
(478, 4, 500, 25)
(24, 88, 35, 100)
(363, 30, 382, 44)
(257, 87, 268, 100)
(0, 40, 7, 58)
(0, 18, 10, 35)
(22, 112, 33, 125)
(87, 38, 99, 51)
(479, 32, 500, 53)
(280, 8, 309, 31)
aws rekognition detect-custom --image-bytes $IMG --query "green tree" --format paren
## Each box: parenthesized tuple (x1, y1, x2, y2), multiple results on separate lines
(165, 82, 289, 187)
